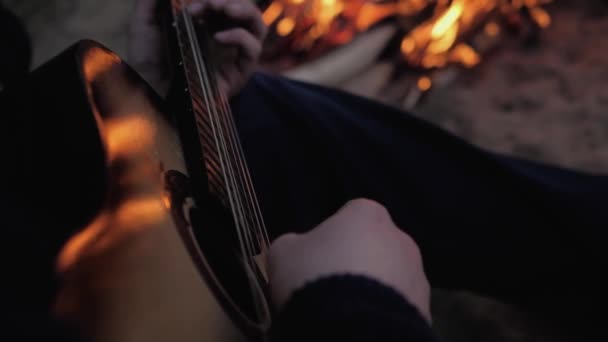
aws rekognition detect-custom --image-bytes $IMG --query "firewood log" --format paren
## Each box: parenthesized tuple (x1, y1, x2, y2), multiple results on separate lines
(283, 24, 397, 86)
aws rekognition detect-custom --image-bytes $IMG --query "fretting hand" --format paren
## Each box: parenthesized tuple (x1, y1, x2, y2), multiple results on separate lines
(129, 0, 267, 97)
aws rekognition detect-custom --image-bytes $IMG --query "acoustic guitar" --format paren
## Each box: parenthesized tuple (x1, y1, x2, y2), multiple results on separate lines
(1, 1, 272, 341)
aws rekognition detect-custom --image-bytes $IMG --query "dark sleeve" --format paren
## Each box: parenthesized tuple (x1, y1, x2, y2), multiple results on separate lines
(269, 274, 440, 342)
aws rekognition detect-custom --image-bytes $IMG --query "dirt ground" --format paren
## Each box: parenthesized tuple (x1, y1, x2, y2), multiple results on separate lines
(4, 0, 607, 341)
(413, 2, 608, 174)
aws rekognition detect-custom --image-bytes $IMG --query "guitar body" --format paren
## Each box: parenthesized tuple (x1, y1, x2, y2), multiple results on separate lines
(0, 40, 258, 341)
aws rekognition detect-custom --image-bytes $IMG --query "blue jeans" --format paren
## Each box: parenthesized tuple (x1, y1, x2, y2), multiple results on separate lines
(233, 73, 608, 325)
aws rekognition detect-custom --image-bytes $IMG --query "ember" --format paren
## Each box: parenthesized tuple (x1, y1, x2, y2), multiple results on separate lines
(262, 0, 553, 93)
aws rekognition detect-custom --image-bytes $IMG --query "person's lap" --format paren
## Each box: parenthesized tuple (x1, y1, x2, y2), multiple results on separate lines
(232, 73, 608, 322)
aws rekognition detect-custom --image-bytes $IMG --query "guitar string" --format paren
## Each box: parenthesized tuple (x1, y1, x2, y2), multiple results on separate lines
(218, 91, 271, 250)
(215, 92, 268, 251)
(175, 1, 266, 324)
(219, 103, 261, 252)
(182, 10, 268, 321)
(198, 43, 258, 271)
(182, 8, 272, 321)
(187, 13, 259, 265)
(209, 81, 261, 253)
(180, 6, 269, 323)
(177, 0, 270, 322)
(185, 12, 272, 320)
(180, 11, 264, 325)
(179, 1, 271, 252)
(212, 88, 259, 257)
(190, 28, 268, 251)
(179, 3, 254, 273)
(183, 2, 269, 252)
(183, 5, 254, 261)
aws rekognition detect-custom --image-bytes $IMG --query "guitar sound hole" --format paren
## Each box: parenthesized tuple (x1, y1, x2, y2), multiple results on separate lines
(164, 170, 269, 336)
(189, 203, 261, 322)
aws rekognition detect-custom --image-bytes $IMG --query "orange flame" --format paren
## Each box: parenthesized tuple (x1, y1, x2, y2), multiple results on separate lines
(277, 17, 296, 36)
(431, 1, 464, 40)
(263, 0, 365, 50)
(417, 76, 432, 91)
(264, 0, 553, 73)
(263, 1, 284, 25)
(399, 0, 551, 72)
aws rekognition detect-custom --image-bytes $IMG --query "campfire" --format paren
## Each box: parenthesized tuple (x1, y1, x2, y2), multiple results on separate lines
(261, 0, 553, 107)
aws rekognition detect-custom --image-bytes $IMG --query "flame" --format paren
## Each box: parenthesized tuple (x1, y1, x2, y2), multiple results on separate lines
(401, 37, 416, 55)
(427, 20, 459, 54)
(484, 21, 500, 36)
(450, 43, 480, 68)
(431, 1, 464, 39)
(357, 2, 404, 31)
(262, 0, 430, 48)
(264, 0, 553, 75)
(397, 0, 550, 73)
(529, 6, 551, 28)
(417, 76, 432, 91)
(422, 54, 447, 68)
(263, 0, 363, 50)
(277, 17, 296, 36)
(310, 0, 345, 42)
(263, 1, 284, 25)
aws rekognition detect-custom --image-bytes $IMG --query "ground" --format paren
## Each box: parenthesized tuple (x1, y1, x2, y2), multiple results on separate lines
(4, 0, 607, 341)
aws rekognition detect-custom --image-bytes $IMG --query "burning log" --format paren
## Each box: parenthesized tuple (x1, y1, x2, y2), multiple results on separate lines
(260, 0, 554, 108)
(396, 0, 552, 109)
(281, 24, 397, 86)
(261, 0, 436, 69)
(342, 61, 396, 98)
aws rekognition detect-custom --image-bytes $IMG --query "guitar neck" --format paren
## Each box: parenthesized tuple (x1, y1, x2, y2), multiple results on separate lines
(161, 0, 269, 253)
(168, 1, 230, 203)
(159, 1, 273, 338)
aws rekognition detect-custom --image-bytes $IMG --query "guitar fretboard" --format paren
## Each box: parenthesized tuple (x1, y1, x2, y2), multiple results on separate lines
(172, 2, 229, 205)
(167, 1, 272, 335)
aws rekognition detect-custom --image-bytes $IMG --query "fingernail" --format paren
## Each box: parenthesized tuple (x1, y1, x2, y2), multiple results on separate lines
(188, 1, 204, 14)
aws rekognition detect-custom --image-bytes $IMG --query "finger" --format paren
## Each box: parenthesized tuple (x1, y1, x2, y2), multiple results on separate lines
(225, 1, 267, 39)
(206, 0, 267, 39)
(215, 28, 262, 61)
